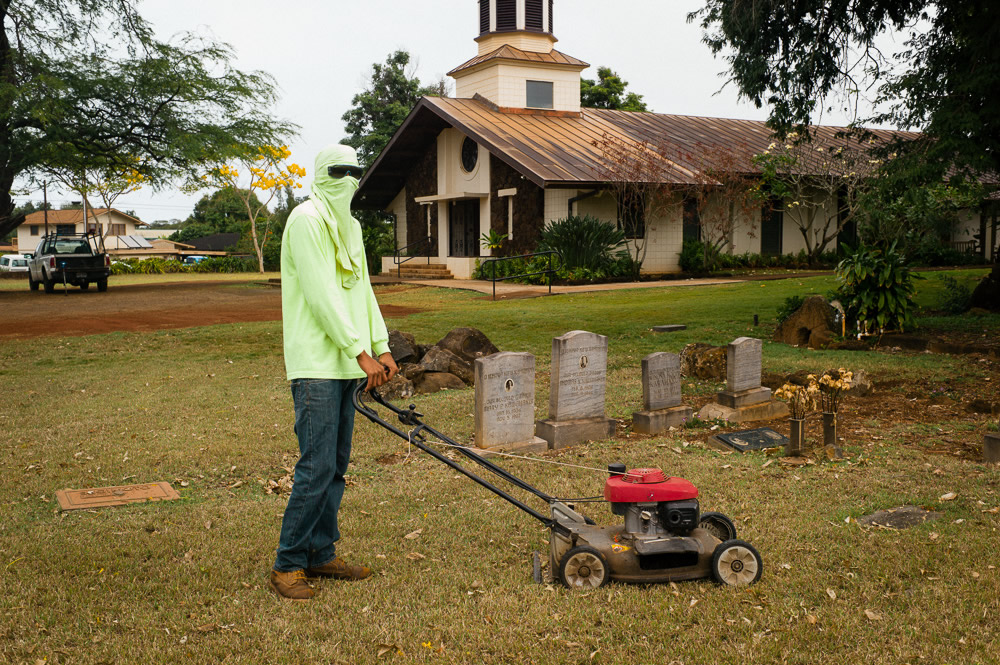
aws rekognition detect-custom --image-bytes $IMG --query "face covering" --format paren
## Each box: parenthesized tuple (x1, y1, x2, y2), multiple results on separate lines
(309, 144, 364, 289)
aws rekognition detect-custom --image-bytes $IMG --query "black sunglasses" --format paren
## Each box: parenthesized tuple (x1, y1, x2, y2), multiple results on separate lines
(327, 164, 365, 179)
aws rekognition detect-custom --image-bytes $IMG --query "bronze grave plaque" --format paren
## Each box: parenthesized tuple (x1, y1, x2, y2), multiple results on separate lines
(56, 482, 181, 511)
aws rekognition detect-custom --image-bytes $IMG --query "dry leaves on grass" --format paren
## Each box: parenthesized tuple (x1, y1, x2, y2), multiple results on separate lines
(261, 468, 295, 495)
(864, 609, 882, 621)
(404, 529, 422, 540)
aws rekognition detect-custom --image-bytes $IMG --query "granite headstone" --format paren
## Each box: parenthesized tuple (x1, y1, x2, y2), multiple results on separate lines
(536, 331, 616, 448)
(474, 352, 547, 452)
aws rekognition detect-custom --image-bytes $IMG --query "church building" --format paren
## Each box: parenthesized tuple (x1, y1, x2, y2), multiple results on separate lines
(356, 0, 995, 277)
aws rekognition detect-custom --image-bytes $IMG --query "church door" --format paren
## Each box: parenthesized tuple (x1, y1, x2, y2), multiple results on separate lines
(449, 200, 480, 258)
(760, 202, 783, 256)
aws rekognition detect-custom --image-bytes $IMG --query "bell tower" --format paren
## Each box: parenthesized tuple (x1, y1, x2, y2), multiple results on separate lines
(449, 0, 587, 112)
(476, 0, 556, 55)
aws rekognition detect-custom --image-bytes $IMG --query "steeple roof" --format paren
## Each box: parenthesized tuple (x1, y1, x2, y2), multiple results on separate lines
(447, 44, 588, 77)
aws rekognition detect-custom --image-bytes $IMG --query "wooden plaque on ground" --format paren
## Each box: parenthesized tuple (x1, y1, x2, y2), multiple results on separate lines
(56, 482, 181, 511)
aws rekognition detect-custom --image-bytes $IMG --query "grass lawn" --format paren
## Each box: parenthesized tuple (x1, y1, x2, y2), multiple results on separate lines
(1, 269, 998, 664)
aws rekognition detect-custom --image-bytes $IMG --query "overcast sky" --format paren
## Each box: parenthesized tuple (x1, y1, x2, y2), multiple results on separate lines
(16, 0, 901, 222)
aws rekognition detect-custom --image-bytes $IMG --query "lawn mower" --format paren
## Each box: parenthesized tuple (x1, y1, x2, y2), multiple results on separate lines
(353, 383, 763, 589)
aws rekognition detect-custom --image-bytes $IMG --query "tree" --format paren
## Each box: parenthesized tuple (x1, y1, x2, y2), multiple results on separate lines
(44, 164, 148, 246)
(682, 142, 760, 270)
(341, 50, 442, 168)
(0, 0, 296, 239)
(593, 133, 678, 278)
(199, 146, 306, 273)
(341, 50, 443, 272)
(580, 67, 649, 111)
(690, 1, 1000, 182)
(752, 134, 880, 263)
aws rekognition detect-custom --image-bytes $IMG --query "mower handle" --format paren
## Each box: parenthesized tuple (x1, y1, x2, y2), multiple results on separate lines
(352, 382, 569, 536)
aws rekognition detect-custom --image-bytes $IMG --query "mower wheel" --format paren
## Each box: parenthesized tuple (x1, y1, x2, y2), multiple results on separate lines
(699, 512, 737, 541)
(711, 539, 762, 586)
(559, 545, 610, 590)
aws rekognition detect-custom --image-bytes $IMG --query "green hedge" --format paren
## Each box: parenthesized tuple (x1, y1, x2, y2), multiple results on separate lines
(110, 256, 258, 275)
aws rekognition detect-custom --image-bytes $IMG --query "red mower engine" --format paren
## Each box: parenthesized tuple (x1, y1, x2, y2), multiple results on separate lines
(604, 464, 700, 537)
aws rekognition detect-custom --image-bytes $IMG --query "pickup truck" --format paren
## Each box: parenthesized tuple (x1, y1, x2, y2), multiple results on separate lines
(28, 233, 111, 293)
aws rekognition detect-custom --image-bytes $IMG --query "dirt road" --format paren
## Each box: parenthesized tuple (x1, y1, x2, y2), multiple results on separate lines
(0, 280, 421, 339)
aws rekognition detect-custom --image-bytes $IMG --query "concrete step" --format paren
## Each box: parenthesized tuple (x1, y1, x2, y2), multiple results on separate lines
(396, 263, 454, 280)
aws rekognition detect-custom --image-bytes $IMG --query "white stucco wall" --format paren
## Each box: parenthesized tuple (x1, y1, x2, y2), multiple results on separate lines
(388, 188, 407, 250)
(455, 61, 583, 112)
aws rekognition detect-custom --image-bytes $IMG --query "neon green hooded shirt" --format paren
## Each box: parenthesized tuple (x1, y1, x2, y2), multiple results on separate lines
(280, 144, 390, 380)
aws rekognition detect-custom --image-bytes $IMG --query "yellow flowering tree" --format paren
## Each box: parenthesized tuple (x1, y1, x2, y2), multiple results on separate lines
(202, 146, 306, 272)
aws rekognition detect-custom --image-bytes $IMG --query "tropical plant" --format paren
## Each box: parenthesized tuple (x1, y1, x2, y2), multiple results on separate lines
(480, 229, 509, 252)
(538, 216, 625, 271)
(835, 243, 919, 334)
(936, 275, 973, 315)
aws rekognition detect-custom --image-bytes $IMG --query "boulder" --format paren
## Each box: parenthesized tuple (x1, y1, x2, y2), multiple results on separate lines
(970, 264, 1000, 312)
(435, 327, 499, 364)
(387, 330, 418, 364)
(418, 346, 475, 385)
(773, 295, 841, 349)
(680, 343, 727, 380)
(415, 344, 434, 363)
(413, 371, 467, 394)
(380, 374, 414, 401)
(400, 363, 425, 382)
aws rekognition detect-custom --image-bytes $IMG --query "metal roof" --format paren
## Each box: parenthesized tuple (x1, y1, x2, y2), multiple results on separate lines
(355, 96, 923, 210)
(448, 45, 588, 77)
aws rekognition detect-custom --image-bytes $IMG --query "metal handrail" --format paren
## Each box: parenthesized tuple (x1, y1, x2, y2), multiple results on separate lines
(480, 250, 561, 300)
(394, 236, 433, 278)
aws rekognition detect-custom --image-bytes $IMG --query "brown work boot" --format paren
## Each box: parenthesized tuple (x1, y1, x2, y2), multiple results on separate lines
(305, 556, 372, 581)
(269, 569, 314, 601)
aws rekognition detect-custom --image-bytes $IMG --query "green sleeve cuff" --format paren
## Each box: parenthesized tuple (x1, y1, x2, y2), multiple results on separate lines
(372, 341, 391, 357)
(343, 339, 366, 361)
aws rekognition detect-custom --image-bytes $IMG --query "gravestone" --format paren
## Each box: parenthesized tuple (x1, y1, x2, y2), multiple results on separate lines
(719, 337, 771, 407)
(986, 426, 1000, 464)
(56, 482, 181, 511)
(474, 352, 547, 453)
(632, 352, 693, 434)
(535, 331, 616, 448)
(696, 337, 789, 424)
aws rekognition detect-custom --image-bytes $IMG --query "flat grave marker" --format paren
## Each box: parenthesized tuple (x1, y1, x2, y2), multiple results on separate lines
(56, 482, 180, 511)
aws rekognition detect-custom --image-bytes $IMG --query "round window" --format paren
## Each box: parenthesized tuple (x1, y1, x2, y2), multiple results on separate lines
(461, 137, 478, 173)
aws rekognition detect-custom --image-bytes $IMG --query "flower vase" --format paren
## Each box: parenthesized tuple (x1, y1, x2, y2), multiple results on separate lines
(822, 412, 837, 447)
(787, 418, 805, 456)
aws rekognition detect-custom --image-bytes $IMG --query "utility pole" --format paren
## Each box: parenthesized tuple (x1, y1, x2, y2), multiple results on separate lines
(43, 181, 49, 236)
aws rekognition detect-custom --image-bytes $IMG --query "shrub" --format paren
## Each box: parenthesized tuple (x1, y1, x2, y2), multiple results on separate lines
(937, 275, 973, 314)
(679, 239, 706, 272)
(835, 243, 919, 334)
(193, 256, 257, 273)
(537, 215, 624, 271)
(776, 295, 805, 323)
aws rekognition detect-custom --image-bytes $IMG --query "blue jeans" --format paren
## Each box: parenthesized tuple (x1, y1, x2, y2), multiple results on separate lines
(274, 378, 358, 572)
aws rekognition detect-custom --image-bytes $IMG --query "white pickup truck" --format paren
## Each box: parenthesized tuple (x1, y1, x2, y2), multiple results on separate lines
(28, 233, 111, 293)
